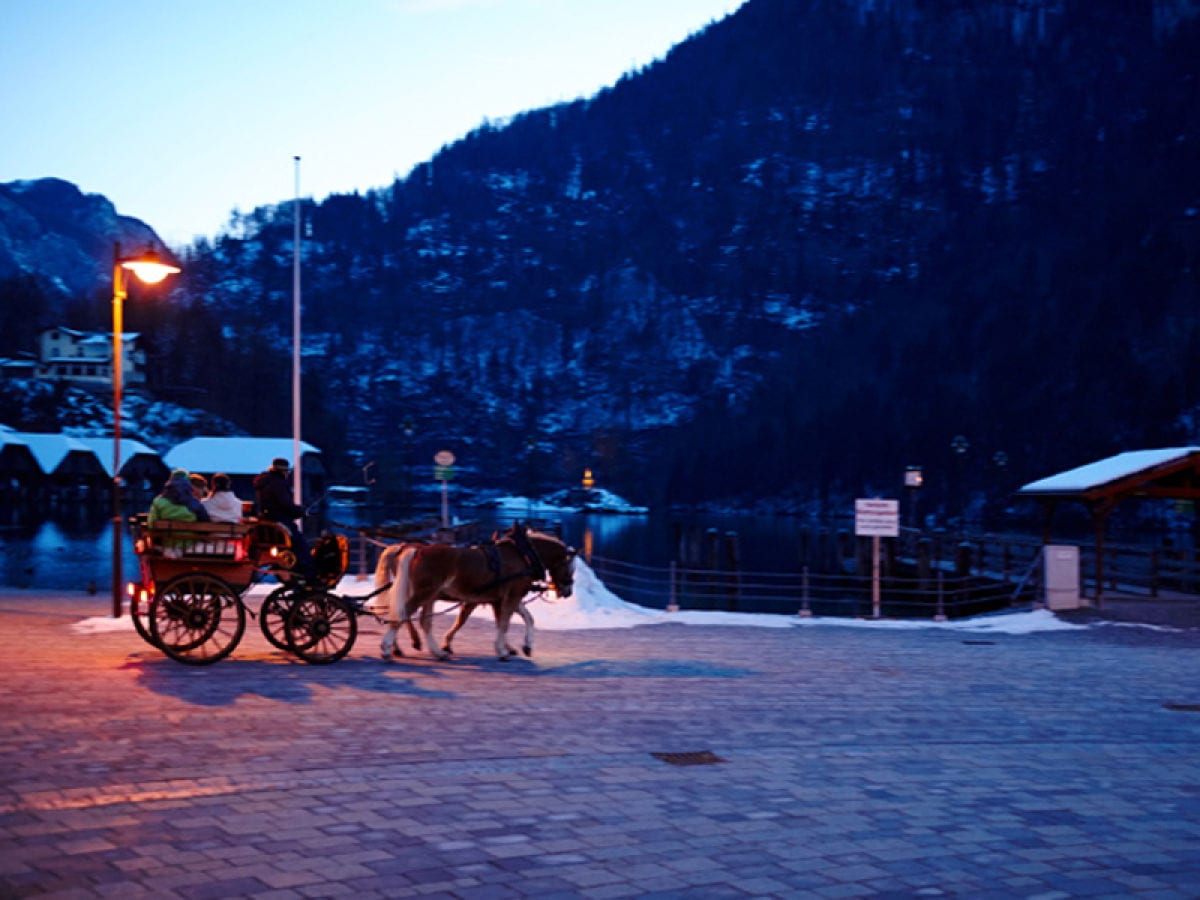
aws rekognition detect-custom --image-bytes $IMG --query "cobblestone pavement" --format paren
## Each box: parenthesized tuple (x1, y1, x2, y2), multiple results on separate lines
(1, 590, 1199, 899)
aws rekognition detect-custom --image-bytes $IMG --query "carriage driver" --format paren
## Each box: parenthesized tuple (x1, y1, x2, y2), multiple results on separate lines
(253, 457, 314, 576)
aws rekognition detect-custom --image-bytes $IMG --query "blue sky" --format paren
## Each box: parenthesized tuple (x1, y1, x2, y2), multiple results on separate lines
(1, 0, 745, 247)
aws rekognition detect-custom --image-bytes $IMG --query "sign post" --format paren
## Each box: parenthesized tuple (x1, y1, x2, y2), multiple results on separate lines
(855, 499, 900, 618)
(434, 450, 455, 528)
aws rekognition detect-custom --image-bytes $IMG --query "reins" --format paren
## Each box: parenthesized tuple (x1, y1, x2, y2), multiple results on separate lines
(469, 529, 552, 595)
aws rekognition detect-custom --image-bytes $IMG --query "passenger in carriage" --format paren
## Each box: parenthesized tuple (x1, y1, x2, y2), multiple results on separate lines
(148, 469, 211, 526)
(202, 473, 244, 524)
(253, 457, 314, 576)
(188, 473, 208, 499)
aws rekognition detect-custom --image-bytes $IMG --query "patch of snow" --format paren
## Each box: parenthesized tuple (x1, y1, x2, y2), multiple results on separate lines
(72, 563, 1122, 639)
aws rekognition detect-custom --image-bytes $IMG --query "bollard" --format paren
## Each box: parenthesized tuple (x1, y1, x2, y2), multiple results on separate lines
(799, 566, 813, 618)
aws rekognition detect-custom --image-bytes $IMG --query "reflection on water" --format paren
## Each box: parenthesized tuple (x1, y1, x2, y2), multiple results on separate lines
(1, 509, 138, 592)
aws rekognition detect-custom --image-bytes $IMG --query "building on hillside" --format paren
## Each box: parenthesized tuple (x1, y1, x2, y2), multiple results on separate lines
(0, 354, 38, 379)
(164, 437, 325, 506)
(36, 327, 145, 387)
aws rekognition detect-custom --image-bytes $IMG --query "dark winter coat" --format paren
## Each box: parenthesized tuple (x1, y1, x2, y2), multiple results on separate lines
(253, 469, 304, 523)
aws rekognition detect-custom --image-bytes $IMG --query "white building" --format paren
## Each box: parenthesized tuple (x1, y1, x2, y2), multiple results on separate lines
(36, 327, 145, 386)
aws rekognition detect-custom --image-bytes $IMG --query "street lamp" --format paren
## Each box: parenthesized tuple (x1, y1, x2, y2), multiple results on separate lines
(112, 242, 180, 616)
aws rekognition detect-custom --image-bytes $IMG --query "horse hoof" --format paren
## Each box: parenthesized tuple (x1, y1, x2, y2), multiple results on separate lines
(522, 646, 532, 657)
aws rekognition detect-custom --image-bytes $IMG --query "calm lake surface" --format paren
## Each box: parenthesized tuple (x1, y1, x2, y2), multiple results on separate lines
(0, 505, 842, 592)
(0, 501, 1173, 593)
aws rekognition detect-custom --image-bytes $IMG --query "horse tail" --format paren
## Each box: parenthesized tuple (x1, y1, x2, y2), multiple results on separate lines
(374, 542, 402, 591)
(388, 544, 418, 626)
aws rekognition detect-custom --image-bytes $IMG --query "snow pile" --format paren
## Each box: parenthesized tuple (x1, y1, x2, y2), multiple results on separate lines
(70, 560, 1100, 637)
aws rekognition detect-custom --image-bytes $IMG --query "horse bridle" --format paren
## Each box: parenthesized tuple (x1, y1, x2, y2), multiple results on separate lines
(477, 531, 575, 596)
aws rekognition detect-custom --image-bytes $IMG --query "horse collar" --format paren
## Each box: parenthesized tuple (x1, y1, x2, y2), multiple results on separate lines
(511, 528, 547, 580)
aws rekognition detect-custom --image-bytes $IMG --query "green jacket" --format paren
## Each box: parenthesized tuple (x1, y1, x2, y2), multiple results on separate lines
(148, 494, 199, 527)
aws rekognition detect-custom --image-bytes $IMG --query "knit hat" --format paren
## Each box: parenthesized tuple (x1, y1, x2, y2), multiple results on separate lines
(271, 457, 290, 470)
(169, 468, 190, 482)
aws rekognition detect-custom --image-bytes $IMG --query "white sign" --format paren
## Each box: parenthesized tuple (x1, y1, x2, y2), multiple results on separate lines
(855, 498, 900, 537)
(434, 450, 455, 466)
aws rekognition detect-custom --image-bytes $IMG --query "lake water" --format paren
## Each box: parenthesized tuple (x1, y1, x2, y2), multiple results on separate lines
(1, 501, 1177, 593)
(0, 505, 845, 592)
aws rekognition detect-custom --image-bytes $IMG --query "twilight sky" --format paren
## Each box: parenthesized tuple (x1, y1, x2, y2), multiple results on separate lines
(0, 0, 745, 248)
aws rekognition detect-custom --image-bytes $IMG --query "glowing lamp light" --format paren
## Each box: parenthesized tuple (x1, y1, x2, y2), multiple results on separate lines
(120, 248, 181, 285)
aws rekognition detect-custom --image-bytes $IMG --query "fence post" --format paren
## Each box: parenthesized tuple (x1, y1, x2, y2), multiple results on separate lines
(799, 566, 812, 618)
(935, 570, 948, 622)
(667, 560, 679, 612)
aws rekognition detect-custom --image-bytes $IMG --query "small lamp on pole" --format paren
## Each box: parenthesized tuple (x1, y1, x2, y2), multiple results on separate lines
(112, 242, 181, 617)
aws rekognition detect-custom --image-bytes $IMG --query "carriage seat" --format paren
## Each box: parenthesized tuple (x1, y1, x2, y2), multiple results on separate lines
(142, 520, 254, 560)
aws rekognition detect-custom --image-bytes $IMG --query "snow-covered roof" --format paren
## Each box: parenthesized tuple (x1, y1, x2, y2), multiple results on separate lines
(18, 433, 97, 474)
(1018, 447, 1200, 495)
(165, 437, 321, 476)
(74, 437, 161, 478)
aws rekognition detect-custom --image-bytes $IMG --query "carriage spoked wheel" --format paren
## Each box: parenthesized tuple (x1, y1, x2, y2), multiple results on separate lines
(258, 585, 298, 652)
(284, 589, 357, 665)
(129, 590, 156, 647)
(149, 573, 246, 666)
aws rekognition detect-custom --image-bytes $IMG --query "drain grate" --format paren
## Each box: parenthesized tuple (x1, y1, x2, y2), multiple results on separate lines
(652, 750, 726, 766)
(1163, 703, 1200, 712)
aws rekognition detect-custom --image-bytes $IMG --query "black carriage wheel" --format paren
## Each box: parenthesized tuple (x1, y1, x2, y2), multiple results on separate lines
(285, 591, 357, 665)
(130, 591, 156, 647)
(149, 573, 246, 666)
(258, 585, 296, 651)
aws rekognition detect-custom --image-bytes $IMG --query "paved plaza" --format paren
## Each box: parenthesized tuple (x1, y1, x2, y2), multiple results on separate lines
(1, 590, 1199, 898)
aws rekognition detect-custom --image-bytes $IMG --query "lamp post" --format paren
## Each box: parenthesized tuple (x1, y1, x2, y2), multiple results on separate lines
(112, 242, 180, 617)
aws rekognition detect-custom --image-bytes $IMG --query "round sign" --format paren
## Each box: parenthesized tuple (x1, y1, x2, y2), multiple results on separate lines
(434, 450, 455, 466)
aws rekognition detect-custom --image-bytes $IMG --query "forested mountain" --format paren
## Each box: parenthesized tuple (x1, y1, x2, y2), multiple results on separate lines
(3, 0, 1198, 518)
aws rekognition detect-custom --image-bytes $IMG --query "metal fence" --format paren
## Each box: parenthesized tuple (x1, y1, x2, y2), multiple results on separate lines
(587, 552, 1041, 620)
(334, 522, 1200, 615)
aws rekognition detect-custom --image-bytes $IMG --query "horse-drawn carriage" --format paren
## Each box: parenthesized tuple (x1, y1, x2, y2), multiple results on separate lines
(127, 516, 371, 666)
(127, 515, 578, 666)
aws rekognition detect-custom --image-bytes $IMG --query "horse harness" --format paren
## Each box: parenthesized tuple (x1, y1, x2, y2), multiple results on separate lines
(475, 529, 550, 595)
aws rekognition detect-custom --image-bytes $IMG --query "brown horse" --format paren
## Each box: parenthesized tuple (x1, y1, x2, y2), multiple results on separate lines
(374, 526, 575, 661)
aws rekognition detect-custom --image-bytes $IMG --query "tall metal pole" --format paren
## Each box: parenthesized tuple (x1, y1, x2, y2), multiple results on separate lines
(111, 242, 126, 617)
(292, 156, 303, 511)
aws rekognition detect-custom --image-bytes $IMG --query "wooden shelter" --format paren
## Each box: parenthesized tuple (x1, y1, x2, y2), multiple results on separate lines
(1018, 447, 1200, 601)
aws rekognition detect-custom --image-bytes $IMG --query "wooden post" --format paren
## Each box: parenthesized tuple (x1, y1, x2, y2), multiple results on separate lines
(667, 560, 679, 612)
(724, 531, 740, 612)
(872, 535, 881, 618)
